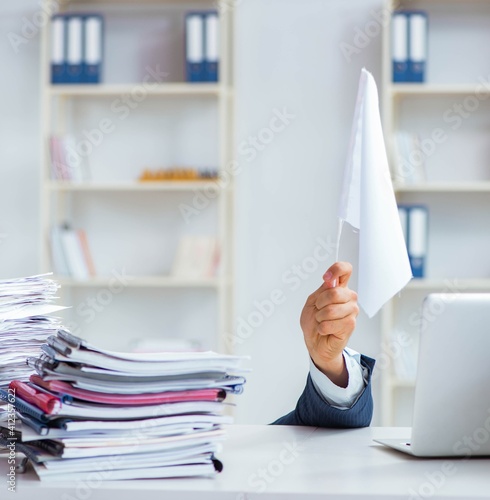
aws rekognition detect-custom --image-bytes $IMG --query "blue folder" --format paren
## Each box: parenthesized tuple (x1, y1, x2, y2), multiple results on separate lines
(186, 12, 205, 82)
(51, 15, 67, 84)
(204, 11, 219, 82)
(65, 15, 84, 84)
(82, 14, 103, 84)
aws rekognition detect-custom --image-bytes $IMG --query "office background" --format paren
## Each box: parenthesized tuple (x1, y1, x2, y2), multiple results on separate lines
(2, 0, 487, 427)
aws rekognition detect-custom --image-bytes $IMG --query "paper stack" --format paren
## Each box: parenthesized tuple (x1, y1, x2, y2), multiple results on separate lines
(0, 274, 65, 387)
(1, 330, 246, 481)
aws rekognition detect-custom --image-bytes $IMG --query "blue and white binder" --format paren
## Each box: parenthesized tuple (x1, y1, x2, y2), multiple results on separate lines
(391, 12, 409, 82)
(204, 11, 219, 82)
(408, 205, 428, 278)
(408, 11, 428, 83)
(82, 15, 103, 84)
(51, 15, 66, 84)
(66, 16, 84, 84)
(186, 13, 204, 82)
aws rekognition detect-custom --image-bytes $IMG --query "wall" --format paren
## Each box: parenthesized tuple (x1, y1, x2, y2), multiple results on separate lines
(233, 0, 385, 425)
(0, 2, 42, 277)
(0, 0, 386, 425)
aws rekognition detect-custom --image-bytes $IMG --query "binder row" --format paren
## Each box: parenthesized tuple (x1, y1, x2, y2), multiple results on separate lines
(185, 11, 219, 82)
(398, 205, 428, 278)
(51, 14, 104, 84)
(50, 11, 219, 85)
(391, 10, 428, 83)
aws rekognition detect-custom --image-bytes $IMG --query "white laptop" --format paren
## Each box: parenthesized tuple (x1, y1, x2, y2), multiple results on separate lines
(374, 293, 490, 457)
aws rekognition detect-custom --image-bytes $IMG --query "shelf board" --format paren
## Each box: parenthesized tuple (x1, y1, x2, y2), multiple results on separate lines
(46, 181, 220, 192)
(404, 279, 490, 292)
(48, 83, 223, 97)
(394, 182, 490, 193)
(389, 84, 490, 96)
(56, 276, 221, 288)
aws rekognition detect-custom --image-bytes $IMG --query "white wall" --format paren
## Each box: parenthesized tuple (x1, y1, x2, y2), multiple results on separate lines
(0, 2, 42, 277)
(0, 0, 386, 424)
(233, 0, 385, 425)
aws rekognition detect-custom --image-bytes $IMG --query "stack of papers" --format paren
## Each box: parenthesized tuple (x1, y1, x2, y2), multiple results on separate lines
(0, 274, 65, 387)
(1, 330, 246, 481)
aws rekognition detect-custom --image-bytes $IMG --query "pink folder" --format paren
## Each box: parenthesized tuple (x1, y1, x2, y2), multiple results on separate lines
(30, 375, 226, 408)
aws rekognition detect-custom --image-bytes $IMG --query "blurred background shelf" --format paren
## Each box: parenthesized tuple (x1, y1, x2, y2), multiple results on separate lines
(381, 0, 490, 426)
(40, 0, 234, 354)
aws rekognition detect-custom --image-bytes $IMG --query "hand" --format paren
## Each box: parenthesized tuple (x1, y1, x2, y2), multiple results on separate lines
(300, 262, 359, 388)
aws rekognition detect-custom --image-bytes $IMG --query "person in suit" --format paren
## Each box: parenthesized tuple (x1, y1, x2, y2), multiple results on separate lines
(272, 261, 375, 428)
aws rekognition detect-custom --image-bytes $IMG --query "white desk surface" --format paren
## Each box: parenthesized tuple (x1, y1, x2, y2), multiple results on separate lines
(2, 425, 489, 499)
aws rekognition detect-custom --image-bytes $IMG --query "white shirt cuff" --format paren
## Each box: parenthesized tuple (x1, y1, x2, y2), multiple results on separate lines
(309, 348, 367, 410)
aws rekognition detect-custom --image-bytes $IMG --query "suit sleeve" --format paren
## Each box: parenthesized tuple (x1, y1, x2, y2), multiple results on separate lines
(271, 355, 375, 428)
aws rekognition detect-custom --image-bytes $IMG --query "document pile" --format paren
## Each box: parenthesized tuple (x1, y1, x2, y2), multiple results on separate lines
(0, 274, 64, 387)
(1, 330, 246, 481)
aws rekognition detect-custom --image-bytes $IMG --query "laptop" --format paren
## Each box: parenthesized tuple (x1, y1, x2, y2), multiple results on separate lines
(374, 293, 490, 457)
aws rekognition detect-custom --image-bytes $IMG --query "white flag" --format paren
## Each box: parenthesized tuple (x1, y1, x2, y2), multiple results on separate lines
(337, 68, 412, 318)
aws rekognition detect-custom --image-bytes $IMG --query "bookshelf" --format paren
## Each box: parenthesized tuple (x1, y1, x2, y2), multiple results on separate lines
(381, 0, 490, 425)
(39, 0, 235, 353)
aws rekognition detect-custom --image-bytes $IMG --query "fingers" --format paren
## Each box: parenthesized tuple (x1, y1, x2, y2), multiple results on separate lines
(315, 299, 359, 324)
(323, 261, 353, 288)
(316, 315, 357, 337)
(315, 286, 357, 311)
(304, 261, 355, 309)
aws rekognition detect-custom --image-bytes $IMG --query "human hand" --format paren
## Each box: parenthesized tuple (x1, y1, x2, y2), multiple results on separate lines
(300, 262, 359, 387)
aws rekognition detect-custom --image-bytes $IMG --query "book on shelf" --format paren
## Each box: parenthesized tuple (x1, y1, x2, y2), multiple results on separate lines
(398, 205, 428, 279)
(393, 130, 428, 184)
(77, 229, 96, 277)
(186, 11, 219, 82)
(50, 224, 96, 280)
(50, 14, 104, 84)
(172, 236, 220, 279)
(49, 135, 90, 183)
(391, 10, 428, 83)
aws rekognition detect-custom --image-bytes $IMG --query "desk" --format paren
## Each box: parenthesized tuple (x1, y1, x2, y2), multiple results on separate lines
(1, 425, 489, 499)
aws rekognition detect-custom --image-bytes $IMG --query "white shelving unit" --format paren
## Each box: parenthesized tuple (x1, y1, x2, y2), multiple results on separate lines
(40, 0, 235, 353)
(380, 0, 490, 425)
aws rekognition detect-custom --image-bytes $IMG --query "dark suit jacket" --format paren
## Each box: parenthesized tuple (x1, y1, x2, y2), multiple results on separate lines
(271, 355, 375, 428)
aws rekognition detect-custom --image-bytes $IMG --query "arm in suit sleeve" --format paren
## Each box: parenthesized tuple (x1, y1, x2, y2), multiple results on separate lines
(271, 354, 375, 428)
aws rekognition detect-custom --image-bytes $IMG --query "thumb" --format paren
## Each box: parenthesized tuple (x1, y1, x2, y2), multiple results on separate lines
(322, 270, 337, 289)
(323, 262, 353, 289)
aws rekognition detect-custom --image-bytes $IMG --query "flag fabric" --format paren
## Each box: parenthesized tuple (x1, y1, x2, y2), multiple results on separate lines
(337, 68, 412, 318)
